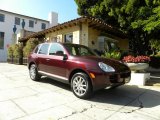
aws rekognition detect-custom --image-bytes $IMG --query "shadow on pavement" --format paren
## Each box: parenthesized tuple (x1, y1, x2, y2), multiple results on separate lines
(92, 85, 160, 108)
(40, 77, 160, 109)
(40, 77, 71, 90)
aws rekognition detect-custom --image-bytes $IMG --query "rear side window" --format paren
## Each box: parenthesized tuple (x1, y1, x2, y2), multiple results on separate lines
(38, 44, 49, 55)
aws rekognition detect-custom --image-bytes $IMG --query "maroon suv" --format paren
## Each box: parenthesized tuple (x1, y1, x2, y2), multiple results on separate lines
(28, 42, 131, 99)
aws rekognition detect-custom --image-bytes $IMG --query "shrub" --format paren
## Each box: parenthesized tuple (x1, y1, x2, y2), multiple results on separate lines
(13, 44, 23, 58)
(149, 39, 160, 56)
(7, 45, 14, 58)
(102, 51, 121, 60)
(23, 38, 40, 57)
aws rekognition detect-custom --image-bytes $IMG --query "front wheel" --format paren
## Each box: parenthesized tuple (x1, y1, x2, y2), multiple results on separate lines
(29, 64, 40, 81)
(71, 72, 93, 99)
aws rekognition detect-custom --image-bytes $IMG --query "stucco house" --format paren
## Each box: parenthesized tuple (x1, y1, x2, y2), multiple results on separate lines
(19, 16, 128, 52)
(0, 9, 58, 62)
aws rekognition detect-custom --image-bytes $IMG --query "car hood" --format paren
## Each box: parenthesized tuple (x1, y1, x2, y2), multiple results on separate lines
(73, 56, 130, 72)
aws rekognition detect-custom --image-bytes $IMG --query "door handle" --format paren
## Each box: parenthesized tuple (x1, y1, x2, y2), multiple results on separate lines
(46, 58, 50, 61)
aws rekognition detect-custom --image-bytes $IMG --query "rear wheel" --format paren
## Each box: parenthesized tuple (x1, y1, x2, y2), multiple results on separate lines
(71, 72, 93, 99)
(29, 64, 40, 81)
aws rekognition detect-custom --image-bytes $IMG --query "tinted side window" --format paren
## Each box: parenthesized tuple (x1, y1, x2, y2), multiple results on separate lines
(49, 43, 64, 56)
(38, 44, 49, 54)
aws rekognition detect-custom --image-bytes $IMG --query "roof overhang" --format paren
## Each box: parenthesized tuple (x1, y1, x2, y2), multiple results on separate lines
(19, 16, 126, 42)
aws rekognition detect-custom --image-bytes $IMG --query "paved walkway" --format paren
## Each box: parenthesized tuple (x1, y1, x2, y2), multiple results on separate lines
(0, 63, 160, 120)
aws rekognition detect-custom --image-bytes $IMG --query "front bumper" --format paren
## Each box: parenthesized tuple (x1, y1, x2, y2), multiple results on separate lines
(89, 70, 131, 90)
(109, 72, 131, 83)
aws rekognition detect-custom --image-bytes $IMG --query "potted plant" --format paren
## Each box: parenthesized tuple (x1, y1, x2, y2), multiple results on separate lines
(123, 55, 150, 86)
(122, 55, 150, 72)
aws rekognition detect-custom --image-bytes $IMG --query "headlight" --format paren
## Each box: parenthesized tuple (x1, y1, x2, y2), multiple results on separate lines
(98, 62, 115, 72)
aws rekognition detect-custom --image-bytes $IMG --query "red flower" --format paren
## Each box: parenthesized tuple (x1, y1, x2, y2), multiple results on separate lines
(123, 55, 150, 63)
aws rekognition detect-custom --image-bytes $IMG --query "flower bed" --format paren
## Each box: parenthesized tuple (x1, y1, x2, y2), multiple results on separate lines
(122, 55, 150, 63)
(122, 55, 150, 72)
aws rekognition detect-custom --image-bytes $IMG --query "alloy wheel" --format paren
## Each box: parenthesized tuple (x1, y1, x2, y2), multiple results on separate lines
(72, 75, 88, 96)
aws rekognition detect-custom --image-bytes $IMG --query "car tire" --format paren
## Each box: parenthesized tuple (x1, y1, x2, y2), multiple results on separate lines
(71, 72, 93, 99)
(29, 64, 40, 81)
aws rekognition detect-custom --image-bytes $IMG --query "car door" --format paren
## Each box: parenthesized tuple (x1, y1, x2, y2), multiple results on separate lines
(46, 43, 68, 81)
(36, 43, 50, 72)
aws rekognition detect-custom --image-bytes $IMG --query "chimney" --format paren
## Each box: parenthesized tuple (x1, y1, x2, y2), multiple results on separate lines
(48, 12, 58, 27)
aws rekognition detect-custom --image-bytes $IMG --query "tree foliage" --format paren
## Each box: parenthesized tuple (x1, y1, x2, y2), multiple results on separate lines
(75, 0, 160, 55)
(23, 38, 39, 57)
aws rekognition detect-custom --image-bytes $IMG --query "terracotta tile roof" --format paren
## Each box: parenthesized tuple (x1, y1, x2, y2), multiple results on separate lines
(19, 16, 125, 42)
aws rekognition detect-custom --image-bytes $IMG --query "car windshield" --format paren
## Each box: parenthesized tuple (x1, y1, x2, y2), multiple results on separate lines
(64, 44, 97, 56)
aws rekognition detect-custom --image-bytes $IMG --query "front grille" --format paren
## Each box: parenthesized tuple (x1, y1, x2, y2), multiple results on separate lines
(109, 72, 130, 83)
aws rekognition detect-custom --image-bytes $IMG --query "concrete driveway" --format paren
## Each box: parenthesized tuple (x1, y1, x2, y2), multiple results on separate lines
(0, 63, 160, 120)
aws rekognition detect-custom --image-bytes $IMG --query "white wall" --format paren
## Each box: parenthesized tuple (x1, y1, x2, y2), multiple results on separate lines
(0, 12, 14, 61)
(0, 10, 58, 62)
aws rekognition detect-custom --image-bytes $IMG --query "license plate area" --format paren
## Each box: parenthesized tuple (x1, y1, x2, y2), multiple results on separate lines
(110, 74, 130, 83)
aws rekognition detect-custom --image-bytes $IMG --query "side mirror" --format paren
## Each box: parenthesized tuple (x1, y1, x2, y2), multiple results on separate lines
(63, 54, 68, 60)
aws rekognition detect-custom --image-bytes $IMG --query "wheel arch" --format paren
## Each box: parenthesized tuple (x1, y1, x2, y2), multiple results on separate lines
(28, 62, 37, 69)
(69, 69, 93, 86)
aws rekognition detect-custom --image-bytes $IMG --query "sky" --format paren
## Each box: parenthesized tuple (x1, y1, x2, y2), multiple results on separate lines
(0, 0, 80, 23)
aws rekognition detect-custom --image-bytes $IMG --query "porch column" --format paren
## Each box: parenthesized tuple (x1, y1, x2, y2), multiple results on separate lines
(80, 22, 89, 46)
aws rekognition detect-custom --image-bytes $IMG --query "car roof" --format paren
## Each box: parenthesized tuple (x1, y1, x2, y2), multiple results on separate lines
(40, 42, 85, 47)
